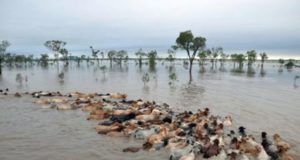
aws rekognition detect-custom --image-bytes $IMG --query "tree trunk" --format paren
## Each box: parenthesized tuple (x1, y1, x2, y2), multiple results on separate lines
(189, 59, 193, 82)
(0, 58, 2, 75)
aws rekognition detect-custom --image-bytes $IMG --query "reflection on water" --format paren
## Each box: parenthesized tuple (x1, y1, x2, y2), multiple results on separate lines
(0, 60, 300, 159)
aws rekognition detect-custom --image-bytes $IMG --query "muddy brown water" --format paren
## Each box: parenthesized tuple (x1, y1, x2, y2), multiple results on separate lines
(0, 61, 299, 159)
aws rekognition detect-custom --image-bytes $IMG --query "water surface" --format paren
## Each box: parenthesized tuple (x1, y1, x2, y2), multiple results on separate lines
(0, 60, 299, 159)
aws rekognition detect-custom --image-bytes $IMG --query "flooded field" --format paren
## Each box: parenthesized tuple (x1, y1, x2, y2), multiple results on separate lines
(0, 60, 300, 159)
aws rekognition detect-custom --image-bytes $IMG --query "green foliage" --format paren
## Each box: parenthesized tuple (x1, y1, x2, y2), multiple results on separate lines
(169, 72, 177, 81)
(4, 53, 14, 64)
(148, 50, 157, 67)
(278, 59, 285, 65)
(231, 53, 246, 68)
(246, 50, 257, 65)
(90, 46, 100, 59)
(175, 30, 206, 60)
(260, 52, 268, 63)
(198, 49, 208, 65)
(174, 30, 206, 81)
(220, 51, 228, 64)
(40, 54, 49, 64)
(14, 55, 27, 63)
(285, 59, 295, 68)
(135, 48, 147, 65)
(211, 47, 222, 59)
(0, 40, 11, 55)
(115, 50, 128, 64)
(44, 40, 66, 52)
(107, 50, 117, 62)
(26, 55, 34, 63)
(0, 40, 11, 74)
(166, 48, 176, 62)
(59, 48, 69, 61)
(44, 40, 67, 61)
(107, 50, 128, 64)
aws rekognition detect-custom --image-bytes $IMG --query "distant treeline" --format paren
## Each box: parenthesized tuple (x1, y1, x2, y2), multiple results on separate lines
(1, 32, 299, 77)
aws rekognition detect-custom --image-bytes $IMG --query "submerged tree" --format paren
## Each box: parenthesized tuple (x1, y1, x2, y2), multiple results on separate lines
(166, 47, 176, 62)
(40, 54, 49, 66)
(135, 48, 147, 66)
(220, 51, 228, 66)
(246, 50, 257, 66)
(198, 49, 207, 65)
(0, 40, 11, 75)
(44, 40, 67, 63)
(285, 59, 295, 69)
(25, 54, 34, 65)
(107, 50, 117, 65)
(260, 52, 268, 68)
(148, 50, 157, 68)
(231, 54, 246, 69)
(90, 46, 100, 64)
(174, 30, 206, 81)
(168, 72, 177, 86)
(59, 48, 69, 65)
(278, 59, 285, 66)
(278, 58, 285, 72)
(115, 50, 128, 65)
(211, 47, 222, 66)
(100, 52, 104, 61)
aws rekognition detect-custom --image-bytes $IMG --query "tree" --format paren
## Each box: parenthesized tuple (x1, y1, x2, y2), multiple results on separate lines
(4, 53, 14, 66)
(198, 50, 208, 65)
(0, 40, 11, 75)
(220, 51, 228, 65)
(40, 54, 49, 65)
(81, 55, 86, 61)
(166, 47, 176, 62)
(285, 59, 295, 68)
(107, 50, 117, 64)
(135, 48, 147, 66)
(230, 54, 237, 68)
(278, 59, 285, 65)
(90, 46, 100, 64)
(246, 50, 257, 66)
(147, 50, 157, 70)
(231, 53, 246, 68)
(260, 52, 268, 68)
(44, 40, 67, 62)
(59, 48, 69, 65)
(115, 50, 128, 65)
(174, 30, 206, 81)
(14, 55, 26, 63)
(100, 52, 104, 61)
(26, 54, 34, 64)
(211, 47, 222, 65)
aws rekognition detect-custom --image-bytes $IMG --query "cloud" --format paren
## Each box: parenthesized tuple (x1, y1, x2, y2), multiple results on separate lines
(0, 0, 300, 55)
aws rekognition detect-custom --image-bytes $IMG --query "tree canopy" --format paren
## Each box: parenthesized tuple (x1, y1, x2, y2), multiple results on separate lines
(174, 30, 206, 81)
(44, 40, 66, 52)
(0, 40, 10, 55)
(246, 50, 257, 65)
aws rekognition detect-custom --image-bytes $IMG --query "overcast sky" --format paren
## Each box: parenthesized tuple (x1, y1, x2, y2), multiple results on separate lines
(1, 0, 300, 57)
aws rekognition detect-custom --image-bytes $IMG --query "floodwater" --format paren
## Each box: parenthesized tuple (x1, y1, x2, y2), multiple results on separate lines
(0, 60, 300, 159)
